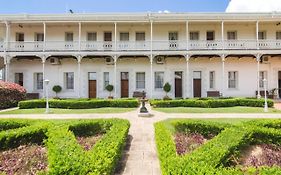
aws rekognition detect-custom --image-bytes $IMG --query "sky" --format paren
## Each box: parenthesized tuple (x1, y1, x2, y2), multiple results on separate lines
(0, 0, 230, 14)
(226, 0, 281, 12)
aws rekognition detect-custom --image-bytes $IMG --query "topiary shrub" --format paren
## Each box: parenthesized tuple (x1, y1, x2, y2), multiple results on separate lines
(163, 82, 171, 100)
(0, 81, 26, 109)
(105, 84, 114, 99)
(52, 85, 62, 98)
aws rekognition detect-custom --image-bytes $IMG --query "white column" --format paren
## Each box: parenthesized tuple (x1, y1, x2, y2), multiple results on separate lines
(221, 55, 225, 97)
(256, 54, 261, 98)
(186, 21, 189, 50)
(43, 22, 46, 51)
(221, 21, 224, 50)
(78, 22, 81, 51)
(150, 21, 153, 52)
(256, 21, 259, 50)
(114, 22, 117, 51)
(77, 55, 82, 98)
(150, 55, 153, 99)
(5, 22, 10, 51)
(185, 55, 190, 98)
(42, 56, 46, 98)
(5, 56, 10, 82)
(114, 55, 117, 98)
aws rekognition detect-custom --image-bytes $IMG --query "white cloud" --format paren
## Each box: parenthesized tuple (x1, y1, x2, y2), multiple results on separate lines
(226, 0, 281, 12)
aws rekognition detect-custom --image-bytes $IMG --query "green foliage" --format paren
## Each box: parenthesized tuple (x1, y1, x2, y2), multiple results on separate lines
(150, 98, 274, 108)
(0, 119, 130, 174)
(52, 85, 62, 98)
(163, 82, 171, 93)
(18, 98, 139, 109)
(105, 84, 114, 92)
(155, 119, 281, 175)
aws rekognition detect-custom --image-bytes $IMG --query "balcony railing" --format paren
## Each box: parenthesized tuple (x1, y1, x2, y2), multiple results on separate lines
(2, 40, 281, 52)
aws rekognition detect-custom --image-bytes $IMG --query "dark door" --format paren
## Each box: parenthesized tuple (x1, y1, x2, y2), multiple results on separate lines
(88, 72, 97, 98)
(121, 72, 129, 98)
(193, 71, 202, 98)
(175, 71, 182, 98)
(279, 71, 281, 98)
(206, 31, 215, 41)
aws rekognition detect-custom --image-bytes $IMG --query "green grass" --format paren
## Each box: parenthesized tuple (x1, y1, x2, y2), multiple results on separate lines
(153, 106, 281, 113)
(0, 108, 136, 114)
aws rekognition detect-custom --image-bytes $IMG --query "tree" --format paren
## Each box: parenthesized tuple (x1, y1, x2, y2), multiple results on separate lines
(52, 85, 62, 98)
(105, 84, 114, 99)
(163, 82, 171, 100)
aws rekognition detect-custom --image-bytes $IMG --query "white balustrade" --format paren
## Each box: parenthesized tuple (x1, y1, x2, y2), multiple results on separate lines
(188, 40, 222, 50)
(0, 42, 4, 51)
(224, 40, 257, 50)
(8, 41, 44, 52)
(153, 40, 186, 50)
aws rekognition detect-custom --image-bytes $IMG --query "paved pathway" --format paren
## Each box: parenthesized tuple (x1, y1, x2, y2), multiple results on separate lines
(1, 105, 281, 175)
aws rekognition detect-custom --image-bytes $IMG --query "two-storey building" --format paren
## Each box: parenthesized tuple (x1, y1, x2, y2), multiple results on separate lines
(0, 12, 281, 99)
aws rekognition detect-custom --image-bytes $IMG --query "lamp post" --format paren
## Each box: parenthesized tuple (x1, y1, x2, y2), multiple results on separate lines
(263, 78, 268, 112)
(44, 79, 50, 114)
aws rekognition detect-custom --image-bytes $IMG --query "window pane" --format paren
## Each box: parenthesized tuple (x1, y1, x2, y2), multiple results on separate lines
(104, 32, 112, 41)
(258, 31, 266, 40)
(35, 33, 44, 41)
(190, 32, 199, 40)
(136, 72, 145, 89)
(16, 33, 24, 41)
(228, 71, 237, 88)
(155, 72, 164, 89)
(35, 73, 43, 90)
(136, 32, 145, 41)
(209, 71, 215, 89)
(65, 32, 74, 41)
(65, 72, 74, 89)
(276, 31, 281, 40)
(227, 31, 237, 40)
(120, 32, 129, 41)
(169, 32, 178, 40)
(207, 31, 215, 40)
(103, 72, 109, 88)
(259, 71, 267, 88)
(15, 73, 23, 86)
(87, 32, 97, 41)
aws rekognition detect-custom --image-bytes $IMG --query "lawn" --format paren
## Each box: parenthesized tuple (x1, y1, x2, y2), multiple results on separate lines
(153, 106, 281, 113)
(0, 107, 135, 114)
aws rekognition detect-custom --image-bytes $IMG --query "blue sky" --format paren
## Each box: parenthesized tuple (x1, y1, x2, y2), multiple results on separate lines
(0, 0, 229, 14)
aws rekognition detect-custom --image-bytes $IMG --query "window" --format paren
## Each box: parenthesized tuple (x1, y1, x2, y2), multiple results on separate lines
(87, 32, 97, 41)
(120, 32, 129, 41)
(104, 32, 112, 41)
(15, 73, 23, 86)
(190, 31, 199, 40)
(227, 31, 237, 40)
(258, 31, 266, 40)
(276, 31, 281, 40)
(155, 72, 164, 89)
(34, 73, 43, 90)
(136, 32, 145, 41)
(259, 71, 267, 88)
(65, 72, 74, 90)
(35, 33, 44, 41)
(169, 32, 178, 40)
(209, 71, 215, 89)
(0, 69, 3, 80)
(16, 33, 24, 41)
(206, 31, 215, 40)
(136, 72, 145, 89)
(228, 71, 238, 89)
(65, 32, 73, 41)
(103, 72, 109, 89)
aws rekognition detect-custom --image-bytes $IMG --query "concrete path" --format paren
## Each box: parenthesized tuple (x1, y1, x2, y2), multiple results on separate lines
(1, 105, 281, 175)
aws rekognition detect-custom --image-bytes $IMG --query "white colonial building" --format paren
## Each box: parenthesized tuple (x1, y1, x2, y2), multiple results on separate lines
(0, 12, 281, 99)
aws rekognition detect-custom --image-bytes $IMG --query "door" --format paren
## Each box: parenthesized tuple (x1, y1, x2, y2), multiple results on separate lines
(88, 72, 97, 98)
(279, 71, 281, 98)
(193, 71, 202, 98)
(206, 31, 215, 41)
(175, 71, 183, 98)
(104, 32, 112, 49)
(121, 72, 129, 98)
(169, 32, 178, 49)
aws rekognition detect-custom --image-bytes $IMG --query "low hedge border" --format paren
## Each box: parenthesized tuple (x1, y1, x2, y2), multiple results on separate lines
(18, 99, 139, 109)
(150, 98, 274, 108)
(0, 119, 130, 174)
(155, 119, 281, 175)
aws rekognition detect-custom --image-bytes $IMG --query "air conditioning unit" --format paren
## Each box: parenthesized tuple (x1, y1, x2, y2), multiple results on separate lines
(105, 57, 114, 65)
(49, 57, 61, 65)
(156, 56, 165, 64)
(261, 56, 270, 64)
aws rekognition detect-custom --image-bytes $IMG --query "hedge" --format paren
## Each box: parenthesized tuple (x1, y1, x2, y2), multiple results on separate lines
(155, 119, 281, 175)
(0, 119, 130, 174)
(150, 98, 274, 108)
(18, 98, 139, 109)
(0, 81, 26, 109)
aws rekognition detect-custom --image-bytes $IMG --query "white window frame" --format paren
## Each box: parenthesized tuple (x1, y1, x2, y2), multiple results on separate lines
(35, 33, 44, 41)
(65, 32, 74, 42)
(136, 72, 145, 89)
(259, 71, 267, 89)
(136, 32, 145, 41)
(228, 71, 238, 89)
(87, 32, 97, 41)
(120, 32, 129, 41)
(276, 31, 281, 40)
(209, 71, 215, 89)
(34, 72, 43, 91)
(155, 72, 164, 89)
(103, 72, 109, 89)
(258, 31, 266, 40)
(190, 31, 199, 40)
(227, 31, 237, 40)
(65, 72, 74, 90)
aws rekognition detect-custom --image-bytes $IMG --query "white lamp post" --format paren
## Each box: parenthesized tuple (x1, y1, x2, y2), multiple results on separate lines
(263, 78, 268, 112)
(44, 79, 50, 114)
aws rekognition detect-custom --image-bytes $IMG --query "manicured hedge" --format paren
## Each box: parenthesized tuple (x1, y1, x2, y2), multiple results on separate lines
(150, 98, 274, 108)
(18, 98, 139, 109)
(0, 119, 130, 174)
(155, 119, 281, 175)
(0, 81, 26, 109)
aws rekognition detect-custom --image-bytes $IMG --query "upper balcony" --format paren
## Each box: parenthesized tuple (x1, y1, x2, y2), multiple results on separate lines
(1, 40, 281, 52)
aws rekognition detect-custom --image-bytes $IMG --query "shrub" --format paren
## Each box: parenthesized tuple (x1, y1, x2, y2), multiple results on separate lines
(18, 98, 139, 109)
(105, 84, 114, 98)
(52, 85, 62, 98)
(0, 81, 26, 109)
(163, 83, 171, 100)
(150, 98, 274, 108)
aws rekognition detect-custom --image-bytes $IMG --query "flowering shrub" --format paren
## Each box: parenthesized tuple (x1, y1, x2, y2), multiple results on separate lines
(0, 81, 26, 109)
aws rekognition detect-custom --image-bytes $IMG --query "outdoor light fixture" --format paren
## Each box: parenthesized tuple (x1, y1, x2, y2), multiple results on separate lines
(263, 79, 268, 112)
(44, 79, 50, 114)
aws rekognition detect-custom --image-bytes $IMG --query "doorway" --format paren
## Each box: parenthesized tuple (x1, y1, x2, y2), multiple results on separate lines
(193, 71, 202, 98)
(175, 71, 183, 98)
(88, 72, 97, 98)
(121, 72, 129, 98)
